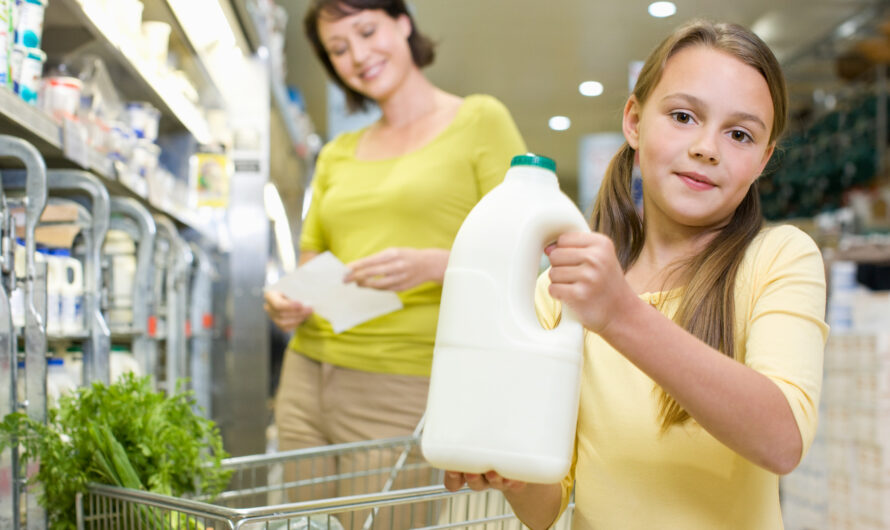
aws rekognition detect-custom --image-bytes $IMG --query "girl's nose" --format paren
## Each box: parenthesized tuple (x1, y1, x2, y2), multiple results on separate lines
(689, 135, 720, 164)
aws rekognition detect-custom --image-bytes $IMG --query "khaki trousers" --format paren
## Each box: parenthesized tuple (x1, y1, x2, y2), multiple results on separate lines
(274, 351, 430, 528)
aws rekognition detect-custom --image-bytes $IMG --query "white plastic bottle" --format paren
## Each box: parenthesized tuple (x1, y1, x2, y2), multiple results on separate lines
(110, 344, 141, 383)
(421, 153, 590, 483)
(102, 229, 137, 326)
(63, 344, 83, 386)
(42, 246, 64, 335)
(10, 238, 27, 328)
(46, 357, 78, 408)
(55, 249, 85, 335)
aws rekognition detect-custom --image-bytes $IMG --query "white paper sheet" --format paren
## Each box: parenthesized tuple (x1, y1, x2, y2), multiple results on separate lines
(265, 251, 403, 333)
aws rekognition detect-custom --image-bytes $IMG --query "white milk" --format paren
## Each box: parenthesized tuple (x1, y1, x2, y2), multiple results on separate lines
(422, 154, 590, 483)
(57, 249, 84, 335)
(47, 357, 77, 407)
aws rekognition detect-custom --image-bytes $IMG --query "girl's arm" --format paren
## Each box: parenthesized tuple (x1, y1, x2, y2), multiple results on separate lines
(598, 294, 802, 473)
(547, 232, 815, 475)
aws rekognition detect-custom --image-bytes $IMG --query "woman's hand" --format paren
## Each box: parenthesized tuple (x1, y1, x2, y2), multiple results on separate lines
(545, 232, 637, 334)
(263, 290, 313, 332)
(345, 247, 449, 291)
(444, 470, 527, 493)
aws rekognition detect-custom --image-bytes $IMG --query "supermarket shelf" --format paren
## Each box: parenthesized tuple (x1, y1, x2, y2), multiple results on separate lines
(48, 332, 90, 342)
(0, 88, 218, 247)
(0, 87, 112, 179)
(245, 1, 307, 161)
(53, 0, 213, 144)
(110, 328, 141, 340)
(271, 71, 304, 156)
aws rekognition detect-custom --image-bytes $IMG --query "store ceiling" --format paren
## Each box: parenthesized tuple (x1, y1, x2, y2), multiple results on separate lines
(248, 0, 882, 202)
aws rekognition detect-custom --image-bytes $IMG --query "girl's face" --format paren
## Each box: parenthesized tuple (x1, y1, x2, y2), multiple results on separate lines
(623, 46, 776, 232)
(318, 8, 414, 103)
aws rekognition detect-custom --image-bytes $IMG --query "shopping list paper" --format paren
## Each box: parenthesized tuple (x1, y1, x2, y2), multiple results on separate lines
(265, 251, 403, 333)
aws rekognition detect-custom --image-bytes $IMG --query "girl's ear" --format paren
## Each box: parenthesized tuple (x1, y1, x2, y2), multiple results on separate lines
(623, 96, 642, 150)
(397, 13, 412, 39)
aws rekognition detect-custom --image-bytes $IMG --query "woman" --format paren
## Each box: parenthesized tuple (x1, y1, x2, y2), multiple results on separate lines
(264, 0, 526, 502)
(446, 20, 828, 530)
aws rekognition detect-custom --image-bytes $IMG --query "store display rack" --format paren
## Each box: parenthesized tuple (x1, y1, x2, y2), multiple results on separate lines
(53, 0, 213, 143)
(1, 134, 218, 529)
(246, 0, 316, 162)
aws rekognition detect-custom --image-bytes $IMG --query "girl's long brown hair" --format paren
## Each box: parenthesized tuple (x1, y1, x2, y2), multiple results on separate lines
(591, 20, 788, 432)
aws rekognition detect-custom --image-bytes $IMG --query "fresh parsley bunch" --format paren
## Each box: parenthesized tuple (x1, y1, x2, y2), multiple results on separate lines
(0, 373, 232, 529)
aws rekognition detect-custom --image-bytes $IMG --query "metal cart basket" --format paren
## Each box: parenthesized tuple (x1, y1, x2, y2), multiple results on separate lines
(75, 436, 574, 529)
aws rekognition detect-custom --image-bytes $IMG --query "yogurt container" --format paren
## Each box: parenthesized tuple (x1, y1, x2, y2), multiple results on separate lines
(12, 44, 44, 103)
(13, 0, 45, 49)
(40, 75, 83, 121)
(125, 101, 160, 141)
(0, 0, 13, 88)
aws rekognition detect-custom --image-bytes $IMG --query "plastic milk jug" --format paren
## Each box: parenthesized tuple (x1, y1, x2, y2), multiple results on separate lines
(42, 246, 64, 335)
(422, 154, 590, 483)
(57, 249, 84, 335)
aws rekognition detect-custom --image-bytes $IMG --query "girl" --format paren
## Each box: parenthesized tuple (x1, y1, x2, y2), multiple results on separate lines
(445, 20, 828, 530)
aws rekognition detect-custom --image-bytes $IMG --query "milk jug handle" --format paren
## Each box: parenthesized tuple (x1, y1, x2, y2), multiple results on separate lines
(518, 214, 590, 337)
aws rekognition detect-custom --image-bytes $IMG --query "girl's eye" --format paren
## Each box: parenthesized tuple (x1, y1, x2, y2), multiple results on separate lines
(672, 112, 693, 124)
(730, 130, 752, 143)
(361, 25, 376, 37)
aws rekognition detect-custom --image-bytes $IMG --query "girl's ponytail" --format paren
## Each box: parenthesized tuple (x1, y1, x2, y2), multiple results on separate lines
(591, 143, 644, 269)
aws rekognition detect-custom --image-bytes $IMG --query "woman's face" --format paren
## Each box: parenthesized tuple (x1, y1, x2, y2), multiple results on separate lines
(317, 8, 414, 104)
(623, 46, 776, 233)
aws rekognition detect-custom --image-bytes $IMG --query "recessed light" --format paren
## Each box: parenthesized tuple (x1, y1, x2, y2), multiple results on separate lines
(549, 116, 571, 131)
(648, 1, 676, 18)
(837, 20, 857, 38)
(579, 81, 604, 97)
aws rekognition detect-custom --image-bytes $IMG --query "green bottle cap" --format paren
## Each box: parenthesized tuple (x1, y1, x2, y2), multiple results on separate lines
(510, 153, 557, 173)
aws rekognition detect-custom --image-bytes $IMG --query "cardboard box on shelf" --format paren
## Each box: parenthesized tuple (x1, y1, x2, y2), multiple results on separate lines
(14, 223, 82, 249)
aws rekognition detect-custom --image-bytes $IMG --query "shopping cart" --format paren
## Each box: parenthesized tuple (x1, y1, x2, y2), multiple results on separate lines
(74, 435, 574, 529)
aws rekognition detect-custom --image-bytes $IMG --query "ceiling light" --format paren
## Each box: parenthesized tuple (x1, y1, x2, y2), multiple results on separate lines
(549, 116, 571, 131)
(648, 1, 676, 18)
(579, 81, 604, 97)
(837, 20, 858, 38)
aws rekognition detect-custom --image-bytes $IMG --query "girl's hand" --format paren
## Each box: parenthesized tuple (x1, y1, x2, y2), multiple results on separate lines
(444, 470, 527, 493)
(345, 247, 449, 291)
(545, 231, 636, 334)
(263, 290, 313, 331)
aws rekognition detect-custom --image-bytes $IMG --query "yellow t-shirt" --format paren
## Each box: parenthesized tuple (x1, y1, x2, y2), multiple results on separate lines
(289, 94, 527, 376)
(535, 225, 829, 529)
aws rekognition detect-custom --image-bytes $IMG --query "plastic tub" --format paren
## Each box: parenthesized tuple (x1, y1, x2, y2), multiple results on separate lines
(40, 76, 83, 121)
(140, 20, 170, 69)
(125, 101, 160, 141)
(11, 44, 44, 104)
(108, 121, 135, 162)
(0, 0, 13, 88)
(112, 0, 143, 39)
(13, 0, 46, 49)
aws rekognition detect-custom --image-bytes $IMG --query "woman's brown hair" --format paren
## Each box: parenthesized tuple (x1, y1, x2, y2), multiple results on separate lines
(591, 20, 788, 432)
(304, 0, 436, 112)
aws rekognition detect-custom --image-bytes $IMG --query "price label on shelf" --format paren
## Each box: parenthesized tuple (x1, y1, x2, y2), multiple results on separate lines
(62, 118, 90, 168)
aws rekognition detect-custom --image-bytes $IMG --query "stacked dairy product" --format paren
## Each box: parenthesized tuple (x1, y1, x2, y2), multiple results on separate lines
(782, 270, 890, 530)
